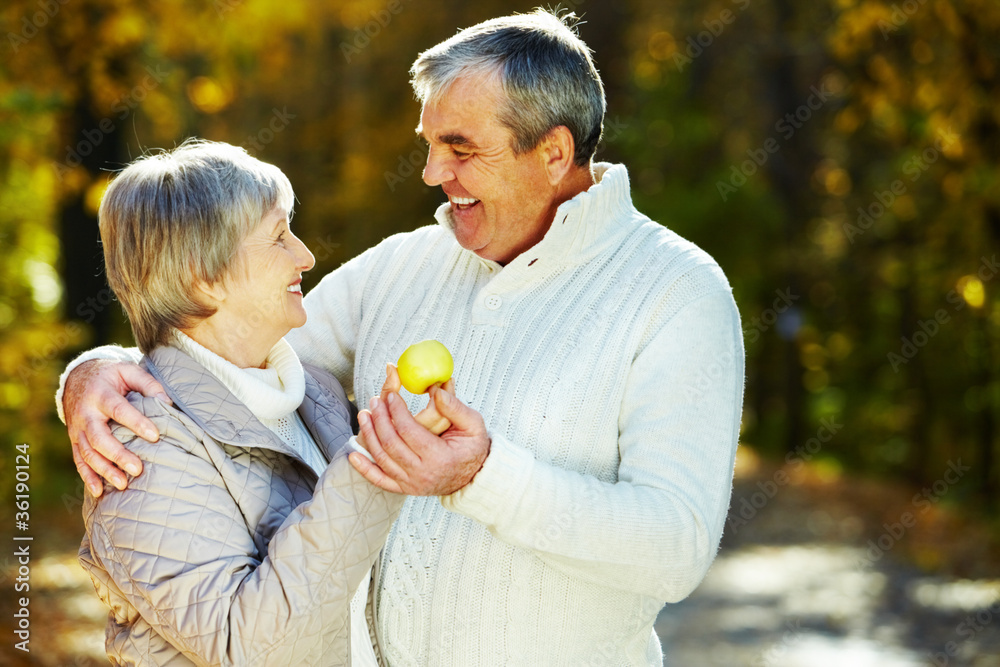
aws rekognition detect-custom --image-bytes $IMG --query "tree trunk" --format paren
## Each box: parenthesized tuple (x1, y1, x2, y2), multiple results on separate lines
(58, 96, 125, 347)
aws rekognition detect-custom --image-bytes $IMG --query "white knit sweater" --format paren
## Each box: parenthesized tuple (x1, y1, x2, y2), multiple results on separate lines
(289, 163, 745, 665)
(59, 163, 744, 666)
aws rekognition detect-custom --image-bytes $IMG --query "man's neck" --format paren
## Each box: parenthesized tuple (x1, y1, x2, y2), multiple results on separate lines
(539, 161, 598, 234)
(490, 163, 598, 266)
(564, 162, 598, 200)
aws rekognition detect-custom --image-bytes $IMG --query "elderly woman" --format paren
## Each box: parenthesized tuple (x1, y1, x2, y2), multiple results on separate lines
(78, 140, 438, 666)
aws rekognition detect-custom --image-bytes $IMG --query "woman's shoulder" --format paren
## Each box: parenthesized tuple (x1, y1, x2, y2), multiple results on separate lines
(89, 394, 223, 527)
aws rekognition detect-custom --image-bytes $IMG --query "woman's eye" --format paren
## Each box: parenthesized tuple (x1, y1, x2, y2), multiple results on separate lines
(276, 232, 286, 244)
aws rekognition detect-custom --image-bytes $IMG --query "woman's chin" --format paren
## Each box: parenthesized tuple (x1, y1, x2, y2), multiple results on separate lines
(286, 312, 308, 332)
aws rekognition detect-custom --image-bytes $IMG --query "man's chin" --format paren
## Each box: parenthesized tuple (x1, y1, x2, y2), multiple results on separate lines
(452, 217, 486, 251)
(456, 234, 488, 256)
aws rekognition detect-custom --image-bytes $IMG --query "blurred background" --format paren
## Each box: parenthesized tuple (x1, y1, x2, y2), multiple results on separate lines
(1, 0, 999, 664)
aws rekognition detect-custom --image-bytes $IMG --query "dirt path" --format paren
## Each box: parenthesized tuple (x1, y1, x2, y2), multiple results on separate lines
(656, 450, 1000, 666)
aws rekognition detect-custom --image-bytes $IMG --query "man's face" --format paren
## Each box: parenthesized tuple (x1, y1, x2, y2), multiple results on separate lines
(418, 73, 557, 265)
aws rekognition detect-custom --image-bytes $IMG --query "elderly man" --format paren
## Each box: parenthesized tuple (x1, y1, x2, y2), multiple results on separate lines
(61, 10, 744, 665)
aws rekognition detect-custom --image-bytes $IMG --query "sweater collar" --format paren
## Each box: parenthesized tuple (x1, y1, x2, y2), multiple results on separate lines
(434, 162, 636, 271)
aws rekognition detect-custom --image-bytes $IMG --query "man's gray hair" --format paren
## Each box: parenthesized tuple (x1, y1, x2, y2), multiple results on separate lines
(410, 9, 606, 166)
(98, 139, 294, 352)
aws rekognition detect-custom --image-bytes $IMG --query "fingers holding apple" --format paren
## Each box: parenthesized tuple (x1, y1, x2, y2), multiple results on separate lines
(359, 341, 456, 444)
(413, 376, 455, 435)
(394, 339, 455, 435)
(379, 363, 403, 402)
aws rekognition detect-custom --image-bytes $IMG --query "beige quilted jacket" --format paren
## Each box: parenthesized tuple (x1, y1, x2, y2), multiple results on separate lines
(79, 345, 404, 666)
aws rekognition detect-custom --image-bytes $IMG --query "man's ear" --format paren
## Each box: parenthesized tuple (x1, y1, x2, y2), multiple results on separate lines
(539, 125, 576, 186)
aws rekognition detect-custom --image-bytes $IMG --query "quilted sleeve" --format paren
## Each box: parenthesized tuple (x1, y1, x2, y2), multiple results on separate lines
(84, 395, 404, 666)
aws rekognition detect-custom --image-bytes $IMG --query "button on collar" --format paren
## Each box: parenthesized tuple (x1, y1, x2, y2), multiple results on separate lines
(485, 294, 503, 310)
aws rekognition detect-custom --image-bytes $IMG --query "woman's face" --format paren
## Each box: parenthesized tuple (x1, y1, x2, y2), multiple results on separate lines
(215, 205, 315, 346)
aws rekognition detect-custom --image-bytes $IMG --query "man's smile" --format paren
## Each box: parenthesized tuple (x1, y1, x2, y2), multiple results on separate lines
(448, 195, 481, 210)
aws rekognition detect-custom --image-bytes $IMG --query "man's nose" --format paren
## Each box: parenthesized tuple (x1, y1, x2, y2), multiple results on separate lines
(422, 147, 455, 186)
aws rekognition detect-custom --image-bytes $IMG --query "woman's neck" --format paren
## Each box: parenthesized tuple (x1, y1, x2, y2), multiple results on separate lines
(180, 315, 272, 369)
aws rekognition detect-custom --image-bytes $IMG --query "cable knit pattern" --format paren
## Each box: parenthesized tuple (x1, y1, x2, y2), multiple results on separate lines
(62, 163, 745, 665)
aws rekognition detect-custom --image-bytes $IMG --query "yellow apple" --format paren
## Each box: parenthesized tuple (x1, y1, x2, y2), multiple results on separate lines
(396, 339, 454, 394)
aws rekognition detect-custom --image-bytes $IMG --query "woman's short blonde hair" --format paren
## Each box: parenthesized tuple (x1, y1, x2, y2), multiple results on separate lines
(98, 139, 294, 353)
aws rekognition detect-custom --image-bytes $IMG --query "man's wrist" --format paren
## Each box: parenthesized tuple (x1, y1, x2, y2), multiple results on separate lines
(55, 345, 141, 423)
(467, 436, 491, 486)
(440, 433, 531, 526)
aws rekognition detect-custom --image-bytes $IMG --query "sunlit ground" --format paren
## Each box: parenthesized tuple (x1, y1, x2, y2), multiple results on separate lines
(657, 448, 1000, 666)
(0, 533, 108, 667)
(658, 545, 1000, 665)
(3, 448, 999, 666)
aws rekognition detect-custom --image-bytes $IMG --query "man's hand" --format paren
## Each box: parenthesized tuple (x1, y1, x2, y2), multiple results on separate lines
(65, 359, 170, 496)
(349, 385, 490, 496)
(376, 363, 454, 435)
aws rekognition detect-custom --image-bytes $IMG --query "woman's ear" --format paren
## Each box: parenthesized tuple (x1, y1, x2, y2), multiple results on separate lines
(194, 278, 227, 307)
(539, 125, 576, 186)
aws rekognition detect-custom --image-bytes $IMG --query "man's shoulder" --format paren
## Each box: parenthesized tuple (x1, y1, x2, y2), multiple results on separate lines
(613, 220, 740, 340)
(347, 223, 465, 284)
(626, 216, 732, 293)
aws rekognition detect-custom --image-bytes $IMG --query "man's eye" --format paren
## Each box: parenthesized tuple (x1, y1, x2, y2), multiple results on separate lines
(452, 148, 471, 158)
(276, 232, 286, 243)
